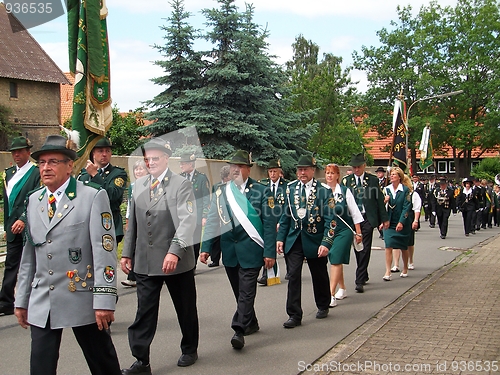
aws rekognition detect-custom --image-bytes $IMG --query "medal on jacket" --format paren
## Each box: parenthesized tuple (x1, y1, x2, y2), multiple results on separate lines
(66, 265, 92, 292)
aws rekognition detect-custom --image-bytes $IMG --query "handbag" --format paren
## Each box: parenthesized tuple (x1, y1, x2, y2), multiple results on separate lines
(335, 214, 363, 252)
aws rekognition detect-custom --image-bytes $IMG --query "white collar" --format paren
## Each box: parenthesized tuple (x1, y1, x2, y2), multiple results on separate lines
(46, 177, 71, 203)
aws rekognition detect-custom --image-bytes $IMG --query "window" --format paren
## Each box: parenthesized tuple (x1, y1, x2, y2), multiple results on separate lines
(449, 161, 456, 173)
(426, 164, 435, 174)
(9, 82, 18, 98)
(437, 161, 448, 174)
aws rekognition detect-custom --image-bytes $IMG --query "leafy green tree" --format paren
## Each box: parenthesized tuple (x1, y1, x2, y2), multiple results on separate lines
(353, 0, 500, 177)
(0, 104, 20, 151)
(471, 157, 500, 182)
(106, 106, 145, 156)
(285, 36, 362, 165)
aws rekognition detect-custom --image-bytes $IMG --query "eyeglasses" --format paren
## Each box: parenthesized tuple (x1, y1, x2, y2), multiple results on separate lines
(38, 159, 69, 167)
(144, 156, 163, 163)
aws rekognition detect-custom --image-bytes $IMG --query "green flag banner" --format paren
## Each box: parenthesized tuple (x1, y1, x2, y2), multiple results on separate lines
(391, 97, 407, 171)
(67, 0, 112, 172)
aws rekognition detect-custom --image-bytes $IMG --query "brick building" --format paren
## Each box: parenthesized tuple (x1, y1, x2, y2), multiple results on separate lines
(0, 3, 70, 151)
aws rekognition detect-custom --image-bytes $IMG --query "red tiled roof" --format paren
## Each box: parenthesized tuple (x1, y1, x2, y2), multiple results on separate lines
(0, 4, 69, 84)
(60, 73, 74, 123)
(364, 130, 499, 160)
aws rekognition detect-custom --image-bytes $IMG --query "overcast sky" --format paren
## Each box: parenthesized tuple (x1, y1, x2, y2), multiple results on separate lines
(30, 0, 458, 112)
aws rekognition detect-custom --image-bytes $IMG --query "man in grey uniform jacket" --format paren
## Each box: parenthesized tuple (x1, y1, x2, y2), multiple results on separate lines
(14, 135, 121, 375)
(121, 138, 199, 374)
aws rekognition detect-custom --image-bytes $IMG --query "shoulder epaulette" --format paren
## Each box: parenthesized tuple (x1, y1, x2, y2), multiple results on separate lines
(83, 180, 102, 190)
(287, 179, 298, 185)
(321, 182, 331, 189)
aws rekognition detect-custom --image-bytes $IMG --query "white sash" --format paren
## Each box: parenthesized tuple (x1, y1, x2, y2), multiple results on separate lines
(225, 183, 264, 248)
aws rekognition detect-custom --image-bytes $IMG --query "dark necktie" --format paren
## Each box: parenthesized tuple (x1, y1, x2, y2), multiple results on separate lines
(300, 184, 307, 208)
(48, 194, 56, 221)
(271, 183, 276, 198)
(355, 177, 364, 212)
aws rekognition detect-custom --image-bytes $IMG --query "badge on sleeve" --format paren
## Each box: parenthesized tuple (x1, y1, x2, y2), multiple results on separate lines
(101, 213, 112, 230)
(114, 178, 125, 187)
(186, 201, 194, 213)
(104, 266, 115, 282)
(102, 234, 114, 251)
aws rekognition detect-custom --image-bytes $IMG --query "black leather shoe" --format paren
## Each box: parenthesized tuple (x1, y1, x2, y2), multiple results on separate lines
(316, 309, 329, 319)
(284, 273, 290, 280)
(355, 284, 364, 293)
(122, 360, 151, 375)
(0, 305, 14, 316)
(440, 235, 446, 239)
(244, 322, 260, 336)
(208, 262, 219, 268)
(231, 332, 245, 349)
(283, 318, 301, 328)
(177, 353, 198, 367)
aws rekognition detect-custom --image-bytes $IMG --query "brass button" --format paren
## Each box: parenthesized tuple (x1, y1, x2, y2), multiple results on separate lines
(48, 270, 53, 275)
(47, 254, 52, 259)
(49, 285, 55, 290)
(47, 239, 52, 243)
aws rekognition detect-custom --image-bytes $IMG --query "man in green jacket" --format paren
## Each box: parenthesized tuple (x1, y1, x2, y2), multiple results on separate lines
(277, 155, 335, 328)
(200, 150, 276, 350)
(0, 137, 41, 316)
(342, 153, 389, 293)
(78, 137, 127, 243)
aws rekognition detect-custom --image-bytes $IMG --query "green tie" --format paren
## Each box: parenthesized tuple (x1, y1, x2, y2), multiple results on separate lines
(356, 177, 364, 212)
(300, 184, 307, 208)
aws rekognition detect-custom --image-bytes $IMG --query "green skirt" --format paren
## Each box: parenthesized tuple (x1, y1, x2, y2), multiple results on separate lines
(328, 228, 352, 265)
(384, 227, 410, 250)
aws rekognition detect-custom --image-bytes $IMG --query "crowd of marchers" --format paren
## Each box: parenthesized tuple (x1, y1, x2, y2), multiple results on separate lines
(3, 133, 500, 375)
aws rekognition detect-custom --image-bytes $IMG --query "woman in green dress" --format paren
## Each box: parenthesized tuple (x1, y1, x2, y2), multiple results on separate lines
(382, 167, 412, 281)
(325, 164, 363, 307)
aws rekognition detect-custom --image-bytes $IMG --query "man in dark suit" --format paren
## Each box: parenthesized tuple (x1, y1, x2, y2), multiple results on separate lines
(78, 137, 127, 243)
(179, 152, 211, 263)
(375, 166, 387, 239)
(424, 175, 437, 226)
(200, 150, 276, 350)
(257, 159, 287, 285)
(342, 153, 389, 293)
(430, 178, 457, 239)
(0, 137, 41, 316)
(472, 178, 485, 231)
(15, 135, 121, 375)
(276, 155, 334, 328)
(121, 138, 199, 374)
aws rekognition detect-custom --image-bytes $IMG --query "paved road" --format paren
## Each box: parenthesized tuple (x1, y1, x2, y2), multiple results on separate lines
(0, 214, 497, 375)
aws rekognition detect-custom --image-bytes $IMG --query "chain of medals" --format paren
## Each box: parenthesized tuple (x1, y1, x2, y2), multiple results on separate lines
(66, 265, 92, 292)
(434, 188, 449, 206)
(287, 180, 318, 233)
(215, 186, 231, 225)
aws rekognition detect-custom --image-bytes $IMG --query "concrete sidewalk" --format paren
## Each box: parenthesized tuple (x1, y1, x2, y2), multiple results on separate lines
(305, 235, 500, 375)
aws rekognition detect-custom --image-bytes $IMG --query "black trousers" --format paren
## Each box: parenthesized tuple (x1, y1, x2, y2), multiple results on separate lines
(354, 218, 373, 286)
(224, 265, 260, 332)
(210, 235, 222, 264)
(193, 225, 202, 262)
(30, 319, 121, 375)
(284, 237, 330, 321)
(462, 209, 474, 235)
(437, 208, 451, 236)
(129, 270, 199, 364)
(0, 235, 23, 307)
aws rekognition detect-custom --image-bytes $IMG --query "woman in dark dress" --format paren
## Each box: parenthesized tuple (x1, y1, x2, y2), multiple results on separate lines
(456, 177, 478, 236)
(382, 167, 412, 281)
(325, 164, 363, 307)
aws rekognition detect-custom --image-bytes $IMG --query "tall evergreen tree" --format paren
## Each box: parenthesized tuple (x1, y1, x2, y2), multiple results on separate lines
(145, 0, 314, 172)
(144, 0, 205, 137)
